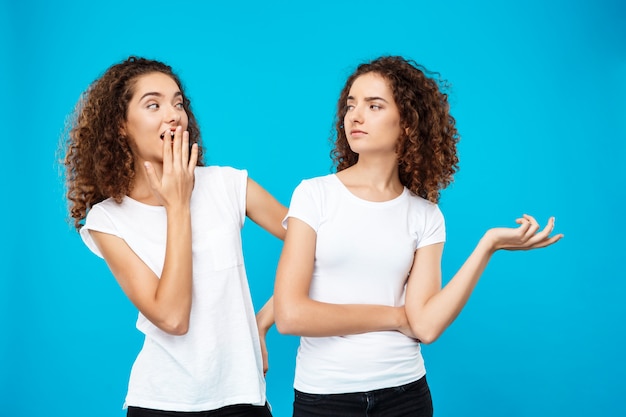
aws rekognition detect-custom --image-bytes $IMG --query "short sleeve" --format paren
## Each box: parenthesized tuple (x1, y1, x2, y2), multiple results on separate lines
(416, 204, 446, 249)
(283, 180, 321, 232)
(79, 204, 120, 258)
(196, 166, 248, 229)
(218, 166, 248, 228)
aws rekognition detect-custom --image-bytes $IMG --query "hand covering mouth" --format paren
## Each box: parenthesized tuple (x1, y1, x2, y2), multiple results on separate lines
(159, 131, 176, 140)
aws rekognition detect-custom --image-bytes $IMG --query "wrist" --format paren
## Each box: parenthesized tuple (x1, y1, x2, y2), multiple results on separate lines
(478, 231, 498, 255)
(256, 319, 270, 334)
(166, 204, 191, 217)
(393, 306, 408, 331)
(256, 310, 273, 334)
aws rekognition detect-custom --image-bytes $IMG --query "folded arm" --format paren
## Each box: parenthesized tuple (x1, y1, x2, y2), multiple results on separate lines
(274, 217, 411, 337)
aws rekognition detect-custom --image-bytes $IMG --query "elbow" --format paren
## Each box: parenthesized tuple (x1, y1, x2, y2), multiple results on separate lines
(158, 316, 190, 336)
(274, 303, 304, 336)
(274, 320, 289, 335)
(409, 322, 443, 345)
(167, 322, 190, 336)
(274, 311, 297, 335)
(415, 331, 440, 345)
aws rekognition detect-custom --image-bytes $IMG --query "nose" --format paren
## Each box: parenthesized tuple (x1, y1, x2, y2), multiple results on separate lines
(347, 105, 363, 125)
(166, 104, 182, 124)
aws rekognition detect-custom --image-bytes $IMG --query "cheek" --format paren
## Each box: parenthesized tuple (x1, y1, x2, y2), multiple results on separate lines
(386, 116, 402, 132)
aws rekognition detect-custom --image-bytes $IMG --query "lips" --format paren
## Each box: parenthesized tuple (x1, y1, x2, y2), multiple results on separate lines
(350, 129, 367, 136)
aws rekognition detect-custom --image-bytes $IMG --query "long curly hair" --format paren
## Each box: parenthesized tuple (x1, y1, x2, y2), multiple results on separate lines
(62, 56, 205, 231)
(331, 56, 459, 203)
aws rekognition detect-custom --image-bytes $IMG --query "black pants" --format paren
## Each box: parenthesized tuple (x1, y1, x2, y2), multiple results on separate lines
(293, 376, 433, 417)
(127, 403, 272, 417)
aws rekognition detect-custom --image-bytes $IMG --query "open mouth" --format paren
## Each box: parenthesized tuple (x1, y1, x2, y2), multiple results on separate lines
(160, 131, 176, 140)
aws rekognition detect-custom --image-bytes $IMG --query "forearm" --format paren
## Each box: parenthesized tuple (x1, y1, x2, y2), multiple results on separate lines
(256, 296, 275, 334)
(153, 206, 193, 334)
(407, 237, 494, 343)
(275, 297, 405, 337)
(274, 217, 407, 337)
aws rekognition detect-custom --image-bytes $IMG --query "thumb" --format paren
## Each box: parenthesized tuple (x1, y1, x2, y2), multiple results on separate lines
(143, 161, 160, 192)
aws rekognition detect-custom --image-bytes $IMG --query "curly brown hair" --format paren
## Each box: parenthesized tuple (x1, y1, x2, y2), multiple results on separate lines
(62, 56, 205, 231)
(331, 56, 459, 203)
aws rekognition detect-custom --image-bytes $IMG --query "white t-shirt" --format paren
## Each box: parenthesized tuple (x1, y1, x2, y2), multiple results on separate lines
(80, 166, 266, 412)
(285, 174, 446, 394)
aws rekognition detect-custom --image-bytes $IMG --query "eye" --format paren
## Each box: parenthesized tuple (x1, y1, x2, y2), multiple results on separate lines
(147, 103, 159, 109)
(175, 102, 184, 109)
(346, 104, 355, 111)
(370, 104, 382, 110)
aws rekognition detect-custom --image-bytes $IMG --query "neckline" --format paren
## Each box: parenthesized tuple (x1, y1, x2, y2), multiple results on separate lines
(331, 174, 407, 206)
(123, 195, 166, 210)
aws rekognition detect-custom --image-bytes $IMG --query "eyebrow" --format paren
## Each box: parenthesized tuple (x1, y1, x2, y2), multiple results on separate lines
(139, 91, 183, 101)
(346, 95, 390, 103)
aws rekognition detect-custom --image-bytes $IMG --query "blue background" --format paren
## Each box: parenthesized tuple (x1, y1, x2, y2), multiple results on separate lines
(1, 0, 625, 416)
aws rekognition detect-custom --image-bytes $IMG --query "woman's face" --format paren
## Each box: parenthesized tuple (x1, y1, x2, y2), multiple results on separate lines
(122, 72, 189, 163)
(343, 72, 402, 156)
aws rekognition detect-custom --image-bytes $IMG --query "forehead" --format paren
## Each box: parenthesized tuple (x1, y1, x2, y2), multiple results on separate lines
(131, 72, 180, 97)
(348, 72, 392, 98)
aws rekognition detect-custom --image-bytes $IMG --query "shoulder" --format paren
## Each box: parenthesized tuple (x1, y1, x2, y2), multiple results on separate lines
(296, 174, 336, 193)
(290, 174, 335, 200)
(194, 165, 248, 190)
(406, 191, 441, 213)
(405, 191, 445, 240)
(406, 191, 445, 228)
(84, 196, 157, 226)
(195, 165, 248, 181)
(288, 174, 341, 212)
(81, 197, 122, 247)
(85, 197, 118, 219)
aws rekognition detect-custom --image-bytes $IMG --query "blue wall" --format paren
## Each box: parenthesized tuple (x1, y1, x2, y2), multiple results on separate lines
(1, 1, 624, 416)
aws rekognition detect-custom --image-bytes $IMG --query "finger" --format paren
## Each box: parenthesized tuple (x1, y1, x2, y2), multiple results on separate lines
(526, 217, 558, 245)
(517, 217, 559, 248)
(182, 130, 190, 165)
(188, 142, 199, 172)
(515, 218, 532, 238)
(523, 214, 539, 230)
(526, 232, 564, 249)
(543, 216, 556, 236)
(162, 127, 174, 171)
(521, 214, 540, 241)
(171, 125, 183, 167)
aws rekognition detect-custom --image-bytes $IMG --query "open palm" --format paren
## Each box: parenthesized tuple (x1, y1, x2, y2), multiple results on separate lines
(485, 214, 563, 251)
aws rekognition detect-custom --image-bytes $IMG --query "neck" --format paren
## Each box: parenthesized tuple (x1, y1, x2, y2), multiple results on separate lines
(128, 160, 163, 206)
(337, 155, 404, 201)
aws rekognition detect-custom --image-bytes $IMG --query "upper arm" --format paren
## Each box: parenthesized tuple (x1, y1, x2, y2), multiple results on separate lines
(90, 230, 161, 322)
(274, 217, 317, 323)
(245, 177, 288, 240)
(405, 242, 444, 312)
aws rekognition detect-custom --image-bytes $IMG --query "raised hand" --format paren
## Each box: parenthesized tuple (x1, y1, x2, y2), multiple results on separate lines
(143, 126, 198, 210)
(483, 214, 563, 252)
